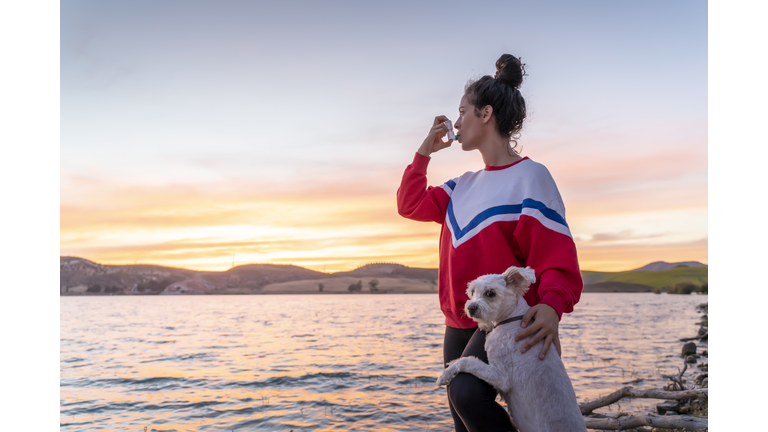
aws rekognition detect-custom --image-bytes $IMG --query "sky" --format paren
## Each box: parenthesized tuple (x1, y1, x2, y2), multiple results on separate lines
(60, 0, 708, 272)
(6, 2, 768, 427)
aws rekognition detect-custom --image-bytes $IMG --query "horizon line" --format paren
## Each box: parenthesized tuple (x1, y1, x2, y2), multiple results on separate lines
(60, 255, 708, 274)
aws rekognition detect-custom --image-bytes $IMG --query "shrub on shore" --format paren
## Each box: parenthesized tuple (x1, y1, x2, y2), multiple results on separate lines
(654, 282, 707, 295)
(137, 278, 172, 294)
(348, 280, 363, 292)
(368, 278, 379, 292)
(86, 284, 123, 294)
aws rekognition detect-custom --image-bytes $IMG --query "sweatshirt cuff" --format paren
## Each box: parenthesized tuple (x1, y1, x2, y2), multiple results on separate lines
(411, 152, 431, 174)
(540, 291, 569, 320)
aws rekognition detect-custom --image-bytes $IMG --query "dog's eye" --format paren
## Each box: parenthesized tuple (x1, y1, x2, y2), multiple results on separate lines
(469, 289, 475, 296)
(485, 291, 496, 298)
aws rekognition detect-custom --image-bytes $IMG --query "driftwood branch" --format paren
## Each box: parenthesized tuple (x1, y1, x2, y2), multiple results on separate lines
(663, 358, 689, 391)
(680, 331, 707, 342)
(677, 360, 689, 389)
(579, 386, 708, 415)
(583, 413, 707, 430)
(679, 335, 706, 342)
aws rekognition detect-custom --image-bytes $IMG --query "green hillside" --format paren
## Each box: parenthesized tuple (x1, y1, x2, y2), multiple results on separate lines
(581, 267, 707, 289)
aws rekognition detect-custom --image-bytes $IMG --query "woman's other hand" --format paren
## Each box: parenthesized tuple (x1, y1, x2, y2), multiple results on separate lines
(417, 115, 454, 156)
(515, 303, 562, 360)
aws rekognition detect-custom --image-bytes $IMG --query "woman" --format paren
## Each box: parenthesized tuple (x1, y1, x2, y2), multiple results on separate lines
(396, 54, 583, 432)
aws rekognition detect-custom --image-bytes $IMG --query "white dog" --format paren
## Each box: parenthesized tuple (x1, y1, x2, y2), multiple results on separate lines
(436, 266, 587, 432)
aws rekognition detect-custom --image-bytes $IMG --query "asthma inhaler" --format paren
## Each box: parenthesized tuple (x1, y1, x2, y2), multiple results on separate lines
(444, 120, 455, 140)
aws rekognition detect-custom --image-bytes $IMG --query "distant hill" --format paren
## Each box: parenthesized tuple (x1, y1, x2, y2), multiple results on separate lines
(337, 263, 438, 280)
(60, 257, 198, 294)
(631, 261, 707, 271)
(581, 266, 708, 290)
(59, 257, 437, 295)
(61, 257, 707, 295)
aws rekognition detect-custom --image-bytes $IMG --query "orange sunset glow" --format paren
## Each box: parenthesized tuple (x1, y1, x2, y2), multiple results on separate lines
(60, 154, 707, 273)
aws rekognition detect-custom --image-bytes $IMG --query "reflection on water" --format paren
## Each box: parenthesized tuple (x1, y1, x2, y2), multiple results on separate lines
(61, 293, 706, 431)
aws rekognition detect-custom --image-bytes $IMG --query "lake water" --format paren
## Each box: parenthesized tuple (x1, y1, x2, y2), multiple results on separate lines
(60, 293, 707, 431)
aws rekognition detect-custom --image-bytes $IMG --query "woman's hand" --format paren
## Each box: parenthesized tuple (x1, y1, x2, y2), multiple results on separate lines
(515, 303, 562, 360)
(417, 115, 454, 157)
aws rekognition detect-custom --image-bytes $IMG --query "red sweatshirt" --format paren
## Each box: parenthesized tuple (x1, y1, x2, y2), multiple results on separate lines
(397, 153, 583, 328)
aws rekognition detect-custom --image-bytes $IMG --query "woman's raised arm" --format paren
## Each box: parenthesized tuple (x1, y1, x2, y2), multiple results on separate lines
(397, 116, 454, 224)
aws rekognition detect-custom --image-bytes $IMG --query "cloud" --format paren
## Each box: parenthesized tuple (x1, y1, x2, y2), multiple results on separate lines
(60, 176, 442, 271)
(61, 229, 441, 272)
(588, 230, 666, 242)
(61, 176, 405, 231)
(60, 141, 707, 273)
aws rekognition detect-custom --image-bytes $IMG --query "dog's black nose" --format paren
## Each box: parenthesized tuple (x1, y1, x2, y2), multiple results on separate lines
(467, 304, 478, 316)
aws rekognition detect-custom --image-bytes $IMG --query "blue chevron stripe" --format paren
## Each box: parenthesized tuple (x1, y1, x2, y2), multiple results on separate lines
(447, 198, 568, 241)
(445, 180, 456, 190)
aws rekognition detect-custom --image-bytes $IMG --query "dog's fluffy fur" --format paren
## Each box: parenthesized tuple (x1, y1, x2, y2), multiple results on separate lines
(437, 266, 587, 432)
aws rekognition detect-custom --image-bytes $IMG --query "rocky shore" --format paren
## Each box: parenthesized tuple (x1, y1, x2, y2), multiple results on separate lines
(631, 302, 708, 431)
(583, 302, 708, 431)
(657, 303, 707, 414)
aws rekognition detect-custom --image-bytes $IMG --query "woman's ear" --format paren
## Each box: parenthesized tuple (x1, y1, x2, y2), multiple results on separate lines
(481, 105, 494, 123)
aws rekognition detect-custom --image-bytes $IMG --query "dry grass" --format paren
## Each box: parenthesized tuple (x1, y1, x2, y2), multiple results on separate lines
(261, 276, 437, 294)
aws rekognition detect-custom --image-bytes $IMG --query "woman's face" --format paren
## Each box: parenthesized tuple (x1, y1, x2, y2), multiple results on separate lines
(455, 94, 481, 152)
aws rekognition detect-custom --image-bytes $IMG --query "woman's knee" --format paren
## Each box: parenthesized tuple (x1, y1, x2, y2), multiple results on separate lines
(447, 372, 497, 409)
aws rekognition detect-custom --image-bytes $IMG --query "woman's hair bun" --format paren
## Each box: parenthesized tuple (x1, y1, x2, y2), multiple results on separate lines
(494, 54, 525, 89)
(464, 53, 528, 144)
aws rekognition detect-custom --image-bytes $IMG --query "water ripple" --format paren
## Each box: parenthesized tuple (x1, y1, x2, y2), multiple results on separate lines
(61, 293, 706, 431)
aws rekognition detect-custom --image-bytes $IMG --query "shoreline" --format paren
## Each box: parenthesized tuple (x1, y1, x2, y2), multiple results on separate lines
(59, 291, 709, 297)
(612, 301, 708, 432)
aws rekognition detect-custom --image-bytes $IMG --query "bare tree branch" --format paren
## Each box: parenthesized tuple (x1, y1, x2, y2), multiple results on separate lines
(584, 413, 707, 430)
(670, 357, 689, 390)
(579, 386, 708, 415)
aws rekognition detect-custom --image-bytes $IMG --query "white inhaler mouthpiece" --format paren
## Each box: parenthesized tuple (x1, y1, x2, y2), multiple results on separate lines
(444, 120, 455, 140)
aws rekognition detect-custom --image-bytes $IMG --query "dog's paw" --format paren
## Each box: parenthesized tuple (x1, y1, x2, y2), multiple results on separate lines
(445, 358, 461, 368)
(435, 373, 450, 387)
(436, 368, 458, 387)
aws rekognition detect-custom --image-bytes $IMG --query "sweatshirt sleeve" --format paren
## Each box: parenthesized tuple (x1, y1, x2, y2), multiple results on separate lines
(514, 215, 583, 319)
(511, 165, 583, 319)
(397, 152, 451, 224)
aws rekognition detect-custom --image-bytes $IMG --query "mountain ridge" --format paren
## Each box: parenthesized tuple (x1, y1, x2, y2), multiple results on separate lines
(60, 257, 706, 295)
(630, 261, 707, 272)
(60, 256, 439, 295)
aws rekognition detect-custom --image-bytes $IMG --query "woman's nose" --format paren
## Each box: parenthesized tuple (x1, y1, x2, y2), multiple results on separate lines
(455, 117, 461, 129)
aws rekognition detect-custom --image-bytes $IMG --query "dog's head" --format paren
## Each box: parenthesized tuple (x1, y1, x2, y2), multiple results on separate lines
(464, 266, 536, 330)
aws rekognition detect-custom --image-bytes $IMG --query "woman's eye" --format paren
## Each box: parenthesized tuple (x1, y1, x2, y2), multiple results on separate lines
(485, 291, 496, 298)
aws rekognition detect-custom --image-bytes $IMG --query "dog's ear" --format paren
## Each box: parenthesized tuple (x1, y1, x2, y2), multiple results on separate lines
(501, 266, 536, 295)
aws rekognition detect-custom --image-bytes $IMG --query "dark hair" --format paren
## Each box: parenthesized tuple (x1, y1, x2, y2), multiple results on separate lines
(465, 54, 527, 145)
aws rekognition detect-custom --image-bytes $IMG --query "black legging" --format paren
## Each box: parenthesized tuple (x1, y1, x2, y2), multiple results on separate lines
(443, 326, 517, 432)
